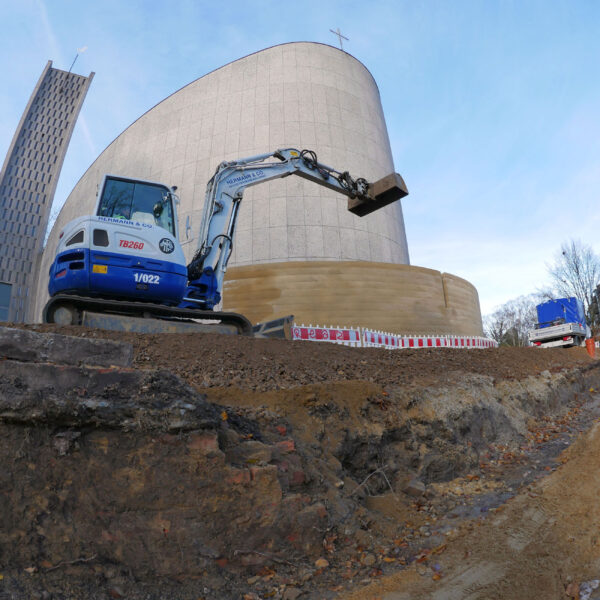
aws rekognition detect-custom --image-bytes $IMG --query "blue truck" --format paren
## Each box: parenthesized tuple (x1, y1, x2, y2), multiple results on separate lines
(529, 297, 588, 348)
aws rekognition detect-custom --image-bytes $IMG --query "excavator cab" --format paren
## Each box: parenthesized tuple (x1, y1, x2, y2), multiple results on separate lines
(97, 176, 177, 234)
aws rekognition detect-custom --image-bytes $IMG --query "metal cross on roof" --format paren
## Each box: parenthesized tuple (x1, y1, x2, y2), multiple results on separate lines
(329, 27, 349, 50)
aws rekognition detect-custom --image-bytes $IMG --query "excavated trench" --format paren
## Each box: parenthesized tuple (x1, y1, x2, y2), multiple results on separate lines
(334, 370, 594, 490)
(0, 325, 599, 599)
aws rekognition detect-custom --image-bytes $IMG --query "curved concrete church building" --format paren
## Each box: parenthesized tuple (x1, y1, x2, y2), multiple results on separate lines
(37, 42, 483, 335)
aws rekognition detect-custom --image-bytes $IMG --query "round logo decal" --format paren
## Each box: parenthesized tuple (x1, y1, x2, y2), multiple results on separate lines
(159, 238, 175, 254)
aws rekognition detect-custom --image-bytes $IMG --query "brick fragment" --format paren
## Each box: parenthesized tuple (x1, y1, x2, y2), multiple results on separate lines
(187, 432, 219, 454)
(276, 440, 295, 453)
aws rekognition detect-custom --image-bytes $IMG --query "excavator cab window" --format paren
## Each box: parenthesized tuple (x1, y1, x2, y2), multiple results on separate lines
(97, 176, 175, 236)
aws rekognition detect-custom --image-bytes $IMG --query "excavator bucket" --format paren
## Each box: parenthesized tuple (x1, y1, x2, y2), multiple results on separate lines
(347, 172, 408, 217)
(252, 314, 295, 339)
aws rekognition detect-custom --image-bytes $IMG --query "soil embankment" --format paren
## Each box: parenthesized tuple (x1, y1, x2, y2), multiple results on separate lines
(1, 324, 599, 599)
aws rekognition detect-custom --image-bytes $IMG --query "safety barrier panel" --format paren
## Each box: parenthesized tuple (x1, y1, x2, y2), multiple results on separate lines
(291, 324, 362, 347)
(292, 323, 498, 349)
(362, 330, 498, 349)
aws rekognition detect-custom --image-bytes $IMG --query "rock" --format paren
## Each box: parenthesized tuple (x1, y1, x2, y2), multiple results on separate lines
(240, 553, 268, 567)
(225, 440, 272, 465)
(579, 579, 600, 600)
(282, 587, 303, 600)
(187, 432, 220, 456)
(421, 450, 469, 482)
(354, 529, 373, 546)
(52, 431, 81, 456)
(403, 479, 426, 497)
(276, 439, 296, 453)
(361, 553, 376, 566)
(296, 503, 327, 527)
(447, 505, 470, 519)
(218, 427, 241, 449)
(0, 362, 219, 432)
(289, 468, 306, 487)
(0, 326, 133, 367)
(281, 502, 328, 555)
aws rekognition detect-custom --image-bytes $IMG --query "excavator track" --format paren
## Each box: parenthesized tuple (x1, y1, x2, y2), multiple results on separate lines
(43, 294, 253, 336)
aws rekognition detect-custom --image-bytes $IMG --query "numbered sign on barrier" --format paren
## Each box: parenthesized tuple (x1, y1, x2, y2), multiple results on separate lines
(292, 325, 361, 346)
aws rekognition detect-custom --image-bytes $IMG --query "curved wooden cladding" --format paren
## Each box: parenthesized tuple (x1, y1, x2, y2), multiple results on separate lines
(223, 261, 483, 336)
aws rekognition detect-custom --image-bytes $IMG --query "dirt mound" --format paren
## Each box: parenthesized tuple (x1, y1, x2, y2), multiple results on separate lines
(1, 324, 599, 599)
(14, 323, 597, 389)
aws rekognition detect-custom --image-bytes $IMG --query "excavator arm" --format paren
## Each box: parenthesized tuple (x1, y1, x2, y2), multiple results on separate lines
(182, 148, 408, 310)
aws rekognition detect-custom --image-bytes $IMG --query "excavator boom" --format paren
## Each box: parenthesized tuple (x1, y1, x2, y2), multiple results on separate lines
(183, 148, 408, 309)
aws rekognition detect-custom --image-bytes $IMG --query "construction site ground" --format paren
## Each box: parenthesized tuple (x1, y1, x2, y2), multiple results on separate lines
(2, 323, 600, 600)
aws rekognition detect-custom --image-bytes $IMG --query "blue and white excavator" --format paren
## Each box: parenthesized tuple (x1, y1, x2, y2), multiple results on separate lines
(44, 148, 407, 335)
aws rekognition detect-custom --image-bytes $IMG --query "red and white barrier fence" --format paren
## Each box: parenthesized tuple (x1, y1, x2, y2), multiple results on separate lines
(362, 330, 497, 349)
(292, 323, 497, 349)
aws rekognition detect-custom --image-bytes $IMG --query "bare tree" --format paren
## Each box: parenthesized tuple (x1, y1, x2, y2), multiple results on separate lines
(547, 239, 600, 327)
(484, 294, 539, 346)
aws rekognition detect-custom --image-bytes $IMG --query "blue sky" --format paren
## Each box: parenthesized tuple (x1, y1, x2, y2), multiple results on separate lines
(1, 0, 599, 315)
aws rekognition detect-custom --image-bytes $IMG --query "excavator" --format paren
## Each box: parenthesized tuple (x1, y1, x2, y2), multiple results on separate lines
(44, 148, 408, 335)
